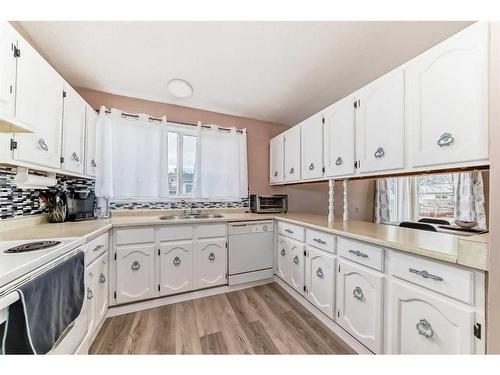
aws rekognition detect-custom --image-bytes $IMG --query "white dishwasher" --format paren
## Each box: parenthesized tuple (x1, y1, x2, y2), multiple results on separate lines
(228, 221, 274, 285)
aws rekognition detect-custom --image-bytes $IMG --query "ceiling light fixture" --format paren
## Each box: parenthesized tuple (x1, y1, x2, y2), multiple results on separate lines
(167, 79, 193, 98)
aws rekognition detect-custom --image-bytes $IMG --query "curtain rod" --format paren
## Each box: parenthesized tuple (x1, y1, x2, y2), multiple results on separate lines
(96, 108, 245, 134)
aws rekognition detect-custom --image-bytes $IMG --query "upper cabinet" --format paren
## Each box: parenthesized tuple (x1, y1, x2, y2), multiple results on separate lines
(407, 22, 489, 168)
(0, 23, 16, 122)
(270, 134, 284, 183)
(85, 105, 98, 176)
(355, 69, 405, 174)
(301, 113, 323, 180)
(13, 36, 64, 169)
(323, 95, 356, 178)
(61, 86, 86, 174)
(284, 125, 301, 182)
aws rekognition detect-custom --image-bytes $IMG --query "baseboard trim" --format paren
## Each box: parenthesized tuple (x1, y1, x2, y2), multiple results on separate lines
(273, 277, 372, 355)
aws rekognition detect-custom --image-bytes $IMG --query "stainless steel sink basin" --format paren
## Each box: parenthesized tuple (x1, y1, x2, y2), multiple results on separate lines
(159, 213, 224, 220)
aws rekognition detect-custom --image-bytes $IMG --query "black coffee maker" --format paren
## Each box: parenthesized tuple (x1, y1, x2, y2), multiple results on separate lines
(65, 189, 96, 221)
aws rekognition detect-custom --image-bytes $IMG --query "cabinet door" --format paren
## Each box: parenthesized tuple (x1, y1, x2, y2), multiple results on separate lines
(270, 134, 284, 183)
(388, 280, 477, 354)
(196, 238, 227, 289)
(407, 22, 489, 168)
(85, 105, 98, 176)
(159, 240, 194, 296)
(61, 86, 85, 174)
(0, 22, 16, 120)
(289, 239, 306, 294)
(116, 245, 156, 304)
(336, 260, 384, 353)
(284, 126, 301, 182)
(85, 259, 99, 337)
(13, 37, 63, 169)
(305, 246, 335, 317)
(301, 113, 323, 180)
(94, 252, 109, 328)
(276, 235, 290, 282)
(323, 95, 356, 177)
(356, 69, 405, 174)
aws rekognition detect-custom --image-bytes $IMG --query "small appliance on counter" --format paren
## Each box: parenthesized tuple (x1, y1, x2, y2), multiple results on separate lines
(249, 194, 288, 213)
(65, 189, 96, 221)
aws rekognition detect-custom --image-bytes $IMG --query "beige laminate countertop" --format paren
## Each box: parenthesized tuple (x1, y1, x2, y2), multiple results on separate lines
(0, 211, 489, 271)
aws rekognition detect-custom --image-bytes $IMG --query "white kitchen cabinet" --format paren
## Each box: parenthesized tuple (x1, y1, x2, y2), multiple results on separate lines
(323, 95, 356, 177)
(159, 240, 194, 296)
(387, 280, 477, 354)
(85, 256, 99, 338)
(407, 22, 489, 168)
(301, 113, 323, 180)
(305, 246, 335, 317)
(355, 68, 405, 174)
(0, 22, 16, 122)
(13, 36, 64, 169)
(116, 245, 156, 304)
(337, 259, 384, 353)
(195, 238, 227, 289)
(61, 86, 86, 174)
(85, 105, 98, 176)
(94, 252, 109, 328)
(276, 235, 290, 282)
(270, 134, 284, 183)
(284, 125, 301, 182)
(289, 238, 305, 294)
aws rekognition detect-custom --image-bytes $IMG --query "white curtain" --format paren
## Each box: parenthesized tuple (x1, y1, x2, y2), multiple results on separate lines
(194, 125, 248, 199)
(95, 107, 169, 201)
(395, 177, 418, 222)
(454, 171, 487, 229)
(374, 179, 390, 223)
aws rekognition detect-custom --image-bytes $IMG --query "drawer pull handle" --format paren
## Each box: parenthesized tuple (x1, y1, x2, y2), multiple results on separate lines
(316, 267, 324, 278)
(416, 319, 434, 339)
(72, 152, 80, 162)
(273, 171, 278, 177)
(131, 260, 141, 271)
(308, 162, 314, 171)
(87, 287, 94, 300)
(284, 229, 294, 234)
(349, 249, 368, 258)
(173, 256, 181, 266)
(374, 147, 385, 159)
(353, 286, 363, 300)
(280, 248, 286, 256)
(335, 156, 343, 166)
(289, 167, 295, 174)
(93, 244, 104, 252)
(293, 255, 299, 264)
(99, 273, 106, 283)
(437, 132, 454, 147)
(409, 268, 444, 281)
(313, 238, 327, 245)
(208, 252, 216, 262)
(91, 159, 97, 168)
(38, 138, 49, 151)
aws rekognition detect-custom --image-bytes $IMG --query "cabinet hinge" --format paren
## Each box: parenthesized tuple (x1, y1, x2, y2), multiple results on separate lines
(9, 139, 17, 150)
(337, 310, 340, 318)
(354, 101, 358, 109)
(303, 250, 307, 257)
(13, 46, 20, 58)
(60, 156, 64, 164)
(158, 248, 160, 256)
(354, 161, 358, 169)
(62, 90, 67, 98)
(322, 166, 325, 173)
(322, 117, 325, 124)
(338, 264, 341, 273)
(303, 285, 307, 293)
(474, 323, 482, 339)
(114, 253, 117, 261)
(158, 284, 161, 292)
(113, 291, 117, 299)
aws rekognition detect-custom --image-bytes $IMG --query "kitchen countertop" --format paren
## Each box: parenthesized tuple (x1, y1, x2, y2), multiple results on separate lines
(0, 211, 489, 271)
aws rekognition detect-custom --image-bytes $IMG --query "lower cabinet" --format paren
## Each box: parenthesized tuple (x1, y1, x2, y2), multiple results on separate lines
(116, 244, 156, 304)
(159, 240, 194, 296)
(195, 238, 227, 289)
(336, 259, 384, 354)
(387, 280, 477, 354)
(276, 235, 305, 295)
(305, 246, 335, 318)
(276, 235, 290, 281)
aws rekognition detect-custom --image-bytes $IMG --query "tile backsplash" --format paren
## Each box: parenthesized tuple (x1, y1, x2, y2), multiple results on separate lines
(0, 166, 95, 220)
(110, 198, 249, 210)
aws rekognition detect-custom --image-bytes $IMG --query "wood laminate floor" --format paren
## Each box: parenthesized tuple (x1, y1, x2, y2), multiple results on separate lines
(89, 282, 356, 354)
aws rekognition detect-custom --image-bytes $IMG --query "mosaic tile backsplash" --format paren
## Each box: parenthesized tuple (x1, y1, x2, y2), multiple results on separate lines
(110, 198, 249, 210)
(0, 166, 95, 220)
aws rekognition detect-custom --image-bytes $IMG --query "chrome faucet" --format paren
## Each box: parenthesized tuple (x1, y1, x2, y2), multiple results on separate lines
(181, 200, 197, 215)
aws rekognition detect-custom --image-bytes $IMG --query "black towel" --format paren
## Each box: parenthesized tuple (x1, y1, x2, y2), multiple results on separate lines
(2, 251, 85, 354)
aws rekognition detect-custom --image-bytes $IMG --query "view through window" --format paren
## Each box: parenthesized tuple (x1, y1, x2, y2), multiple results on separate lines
(168, 131, 197, 197)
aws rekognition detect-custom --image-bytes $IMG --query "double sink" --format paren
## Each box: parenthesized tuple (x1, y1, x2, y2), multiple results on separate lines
(159, 213, 225, 221)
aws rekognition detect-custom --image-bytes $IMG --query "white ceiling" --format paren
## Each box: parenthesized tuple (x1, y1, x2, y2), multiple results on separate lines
(15, 21, 473, 125)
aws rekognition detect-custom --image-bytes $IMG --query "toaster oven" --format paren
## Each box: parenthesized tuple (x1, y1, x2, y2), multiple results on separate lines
(249, 194, 288, 213)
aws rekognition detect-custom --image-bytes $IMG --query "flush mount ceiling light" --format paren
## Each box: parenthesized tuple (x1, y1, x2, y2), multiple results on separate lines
(167, 79, 193, 98)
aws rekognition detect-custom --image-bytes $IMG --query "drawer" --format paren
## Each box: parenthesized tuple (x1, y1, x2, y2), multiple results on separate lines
(158, 225, 193, 241)
(306, 229, 335, 253)
(115, 227, 154, 245)
(196, 223, 227, 238)
(389, 251, 475, 305)
(87, 232, 109, 264)
(277, 221, 305, 242)
(337, 237, 384, 272)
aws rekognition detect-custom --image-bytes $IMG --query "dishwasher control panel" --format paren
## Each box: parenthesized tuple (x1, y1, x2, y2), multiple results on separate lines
(229, 221, 274, 235)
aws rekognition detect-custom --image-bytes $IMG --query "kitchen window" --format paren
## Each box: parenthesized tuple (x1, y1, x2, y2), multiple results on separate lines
(168, 131, 197, 197)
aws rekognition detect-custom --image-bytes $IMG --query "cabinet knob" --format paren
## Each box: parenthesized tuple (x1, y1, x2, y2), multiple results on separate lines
(273, 171, 278, 177)
(293, 255, 299, 264)
(91, 159, 97, 168)
(38, 138, 48, 151)
(437, 132, 454, 147)
(87, 287, 94, 300)
(374, 147, 385, 159)
(416, 319, 434, 339)
(280, 248, 286, 256)
(173, 256, 181, 266)
(72, 152, 80, 162)
(352, 286, 364, 300)
(289, 167, 294, 174)
(308, 163, 314, 171)
(131, 260, 141, 271)
(208, 252, 216, 262)
(99, 273, 106, 283)
(335, 156, 343, 166)
(316, 267, 324, 278)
